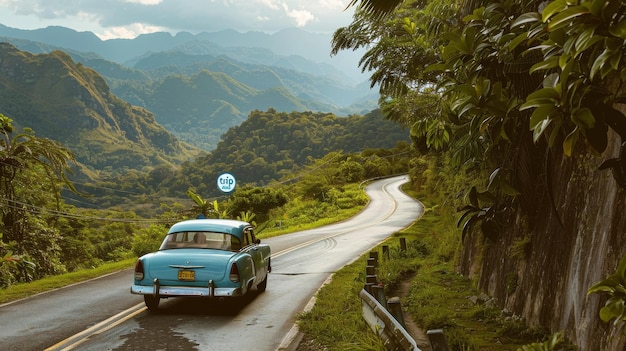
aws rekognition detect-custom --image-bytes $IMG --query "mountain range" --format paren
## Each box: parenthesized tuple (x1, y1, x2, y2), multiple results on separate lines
(0, 42, 200, 179)
(0, 24, 377, 150)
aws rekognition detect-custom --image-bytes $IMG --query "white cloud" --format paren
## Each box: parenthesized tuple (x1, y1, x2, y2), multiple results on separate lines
(317, 0, 347, 11)
(258, 0, 280, 11)
(282, 3, 316, 28)
(97, 22, 164, 40)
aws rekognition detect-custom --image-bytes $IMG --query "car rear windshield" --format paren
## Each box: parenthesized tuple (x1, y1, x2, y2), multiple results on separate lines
(159, 231, 241, 251)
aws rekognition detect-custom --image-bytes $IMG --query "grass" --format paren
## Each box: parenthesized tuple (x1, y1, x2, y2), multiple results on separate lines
(295, 191, 572, 351)
(259, 183, 368, 238)
(0, 259, 135, 305)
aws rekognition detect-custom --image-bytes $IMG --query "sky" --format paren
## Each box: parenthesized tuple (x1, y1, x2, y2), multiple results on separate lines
(0, 0, 357, 40)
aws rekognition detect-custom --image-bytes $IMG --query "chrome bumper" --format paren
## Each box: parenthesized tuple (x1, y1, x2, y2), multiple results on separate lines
(131, 279, 242, 298)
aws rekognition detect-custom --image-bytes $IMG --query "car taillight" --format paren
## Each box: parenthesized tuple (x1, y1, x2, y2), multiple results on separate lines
(229, 264, 239, 282)
(134, 260, 144, 281)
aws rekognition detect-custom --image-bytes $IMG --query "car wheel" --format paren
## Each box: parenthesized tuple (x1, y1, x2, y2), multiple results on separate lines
(144, 295, 160, 310)
(257, 274, 268, 293)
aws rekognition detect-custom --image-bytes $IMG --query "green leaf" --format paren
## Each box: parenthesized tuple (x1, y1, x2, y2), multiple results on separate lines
(520, 88, 561, 112)
(574, 31, 604, 53)
(533, 119, 553, 143)
(590, 46, 613, 79)
(530, 56, 559, 73)
(547, 6, 590, 32)
(588, 277, 619, 294)
(526, 87, 561, 101)
(529, 105, 557, 130)
(589, 0, 605, 16)
(562, 128, 579, 157)
(609, 19, 626, 39)
(572, 107, 595, 129)
(599, 297, 625, 323)
(542, 0, 568, 22)
(511, 13, 541, 28)
(509, 32, 529, 51)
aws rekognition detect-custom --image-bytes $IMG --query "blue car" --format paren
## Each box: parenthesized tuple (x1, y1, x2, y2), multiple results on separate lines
(131, 219, 271, 310)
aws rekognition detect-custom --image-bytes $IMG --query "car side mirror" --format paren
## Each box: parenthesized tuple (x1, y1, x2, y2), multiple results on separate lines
(255, 239, 261, 244)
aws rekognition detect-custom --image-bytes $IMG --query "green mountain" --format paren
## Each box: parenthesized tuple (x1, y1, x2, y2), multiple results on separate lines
(0, 43, 201, 179)
(172, 108, 411, 196)
(0, 35, 378, 150)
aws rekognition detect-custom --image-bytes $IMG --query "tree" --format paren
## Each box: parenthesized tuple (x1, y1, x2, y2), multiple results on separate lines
(0, 114, 77, 252)
(341, 0, 626, 339)
(226, 186, 288, 222)
(0, 114, 78, 282)
(186, 189, 226, 218)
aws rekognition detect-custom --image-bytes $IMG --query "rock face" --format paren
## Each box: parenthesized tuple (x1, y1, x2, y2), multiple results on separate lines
(458, 130, 626, 350)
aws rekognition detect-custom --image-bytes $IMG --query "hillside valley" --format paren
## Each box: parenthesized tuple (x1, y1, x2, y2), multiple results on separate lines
(0, 24, 378, 150)
(0, 42, 200, 179)
(0, 43, 409, 211)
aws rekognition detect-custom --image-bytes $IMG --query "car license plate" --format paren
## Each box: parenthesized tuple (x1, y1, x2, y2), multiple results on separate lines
(178, 270, 195, 281)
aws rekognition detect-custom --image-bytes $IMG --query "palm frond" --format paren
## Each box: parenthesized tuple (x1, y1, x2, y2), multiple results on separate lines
(346, 0, 404, 19)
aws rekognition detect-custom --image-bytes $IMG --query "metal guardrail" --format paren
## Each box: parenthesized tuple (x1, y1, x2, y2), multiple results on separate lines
(360, 242, 450, 351)
(360, 288, 420, 350)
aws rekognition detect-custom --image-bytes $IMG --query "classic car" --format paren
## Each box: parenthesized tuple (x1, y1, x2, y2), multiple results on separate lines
(131, 218, 271, 310)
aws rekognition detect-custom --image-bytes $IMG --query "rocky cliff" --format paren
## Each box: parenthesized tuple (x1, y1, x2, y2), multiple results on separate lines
(459, 130, 626, 350)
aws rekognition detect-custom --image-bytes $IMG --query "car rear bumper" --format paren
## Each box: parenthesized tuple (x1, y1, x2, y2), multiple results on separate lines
(131, 280, 242, 298)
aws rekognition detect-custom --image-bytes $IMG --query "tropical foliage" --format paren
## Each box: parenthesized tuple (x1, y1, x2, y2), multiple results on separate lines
(0, 114, 78, 284)
(338, 0, 626, 341)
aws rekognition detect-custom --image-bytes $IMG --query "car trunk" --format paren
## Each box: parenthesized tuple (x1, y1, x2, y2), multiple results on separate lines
(147, 249, 235, 286)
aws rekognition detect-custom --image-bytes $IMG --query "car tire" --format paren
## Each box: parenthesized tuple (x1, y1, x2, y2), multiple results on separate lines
(144, 295, 160, 310)
(257, 274, 268, 293)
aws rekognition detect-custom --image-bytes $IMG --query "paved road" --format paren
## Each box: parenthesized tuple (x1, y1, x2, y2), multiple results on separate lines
(0, 175, 422, 351)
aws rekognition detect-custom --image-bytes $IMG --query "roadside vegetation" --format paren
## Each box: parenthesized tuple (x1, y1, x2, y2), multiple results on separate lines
(296, 155, 574, 351)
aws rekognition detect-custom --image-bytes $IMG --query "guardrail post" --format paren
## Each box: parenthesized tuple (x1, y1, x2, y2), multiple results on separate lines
(364, 271, 377, 294)
(382, 245, 389, 260)
(371, 284, 388, 309)
(387, 297, 405, 328)
(400, 237, 407, 251)
(427, 329, 449, 351)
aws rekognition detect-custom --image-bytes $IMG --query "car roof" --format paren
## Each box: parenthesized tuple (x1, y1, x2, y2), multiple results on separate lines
(167, 219, 252, 239)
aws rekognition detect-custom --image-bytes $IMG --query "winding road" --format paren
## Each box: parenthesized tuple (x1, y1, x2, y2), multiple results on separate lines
(0, 175, 422, 351)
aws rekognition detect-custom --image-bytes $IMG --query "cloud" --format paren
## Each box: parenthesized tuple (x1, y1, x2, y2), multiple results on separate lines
(0, 0, 355, 38)
(98, 22, 166, 40)
(258, 0, 280, 11)
(282, 3, 316, 28)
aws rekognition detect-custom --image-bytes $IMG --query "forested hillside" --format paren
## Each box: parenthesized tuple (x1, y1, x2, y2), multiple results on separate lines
(73, 108, 411, 207)
(0, 43, 200, 178)
(0, 25, 379, 150)
(337, 0, 626, 349)
(178, 108, 410, 194)
(0, 42, 408, 213)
